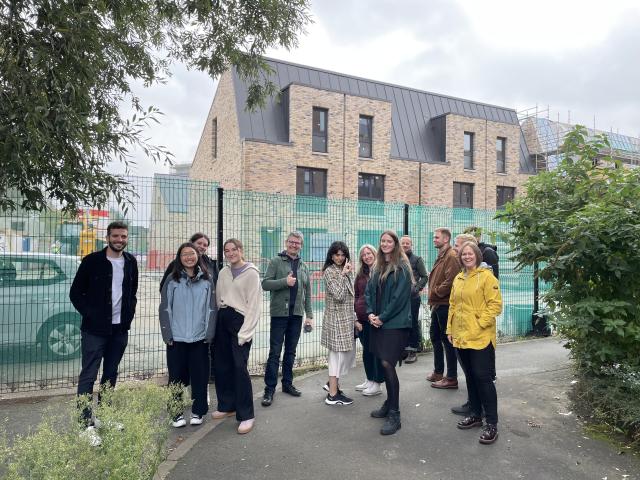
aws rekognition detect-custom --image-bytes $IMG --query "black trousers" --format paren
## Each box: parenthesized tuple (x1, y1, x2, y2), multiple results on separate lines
(214, 308, 254, 421)
(429, 305, 457, 378)
(358, 320, 384, 383)
(407, 296, 422, 350)
(77, 329, 129, 424)
(457, 344, 498, 425)
(167, 340, 210, 417)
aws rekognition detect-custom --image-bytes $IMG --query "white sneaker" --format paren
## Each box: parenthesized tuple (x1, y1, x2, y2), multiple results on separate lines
(80, 426, 102, 447)
(190, 414, 204, 425)
(362, 382, 382, 396)
(355, 380, 371, 392)
(172, 415, 187, 428)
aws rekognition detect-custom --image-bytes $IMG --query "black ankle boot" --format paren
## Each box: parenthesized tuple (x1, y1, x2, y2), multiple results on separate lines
(370, 400, 389, 418)
(380, 409, 401, 435)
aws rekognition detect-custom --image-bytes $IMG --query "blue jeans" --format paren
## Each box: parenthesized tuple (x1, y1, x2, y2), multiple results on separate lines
(264, 315, 303, 392)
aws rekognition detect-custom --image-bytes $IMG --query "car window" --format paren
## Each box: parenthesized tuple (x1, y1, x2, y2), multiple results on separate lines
(1, 258, 66, 286)
(0, 258, 17, 285)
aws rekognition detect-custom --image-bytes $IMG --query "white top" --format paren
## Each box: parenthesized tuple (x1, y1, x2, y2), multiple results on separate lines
(108, 256, 125, 324)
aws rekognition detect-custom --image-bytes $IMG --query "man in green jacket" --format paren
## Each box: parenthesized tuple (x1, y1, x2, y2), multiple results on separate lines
(261, 231, 314, 407)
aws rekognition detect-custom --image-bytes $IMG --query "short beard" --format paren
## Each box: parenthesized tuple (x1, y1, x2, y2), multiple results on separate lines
(108, 241, 126, 252)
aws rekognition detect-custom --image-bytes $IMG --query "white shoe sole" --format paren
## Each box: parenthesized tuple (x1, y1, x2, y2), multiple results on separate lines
(325, 398, 354, 405)
(362, 389, 383, 396)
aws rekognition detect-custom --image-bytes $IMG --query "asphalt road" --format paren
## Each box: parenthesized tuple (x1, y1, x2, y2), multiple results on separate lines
(165, 338, 639, 480)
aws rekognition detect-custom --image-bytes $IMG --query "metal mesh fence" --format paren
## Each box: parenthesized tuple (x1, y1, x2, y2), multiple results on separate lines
(0, 176, 537, 393)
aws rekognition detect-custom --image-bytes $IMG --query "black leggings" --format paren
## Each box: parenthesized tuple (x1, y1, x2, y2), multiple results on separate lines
(381, 359, 400, 411)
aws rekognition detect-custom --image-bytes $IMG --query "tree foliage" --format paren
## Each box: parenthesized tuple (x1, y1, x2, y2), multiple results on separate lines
(498, 126, 640, 375)
(0, 0, 310, 212)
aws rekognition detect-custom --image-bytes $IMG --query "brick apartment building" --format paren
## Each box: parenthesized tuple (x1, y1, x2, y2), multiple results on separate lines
(190, 58, 536, 210)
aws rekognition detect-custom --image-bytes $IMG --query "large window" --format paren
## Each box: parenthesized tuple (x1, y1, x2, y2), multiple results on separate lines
(464, 132, 474, 169)
(359, 115, 373, 158)
(296, 167, 327, 213)
(496, 186, 515, 209)
(358, 173, 384, 201)
(212, 118, 217, 158)
(453, 182, 474, 208)
(297, 167, 327, 197)
(312, 107, 328, 153)
(496, 137, 506, 173)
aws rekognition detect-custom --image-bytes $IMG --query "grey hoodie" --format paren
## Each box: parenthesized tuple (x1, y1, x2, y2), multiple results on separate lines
(159, 269, 217, 344)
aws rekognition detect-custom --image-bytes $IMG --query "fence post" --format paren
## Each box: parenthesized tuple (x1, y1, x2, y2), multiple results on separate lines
(403, 204, 409, 236)
(217, 187, 224, 270)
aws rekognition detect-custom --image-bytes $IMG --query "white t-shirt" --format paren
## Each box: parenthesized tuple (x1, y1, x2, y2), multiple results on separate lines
(108, 256, 125, 325)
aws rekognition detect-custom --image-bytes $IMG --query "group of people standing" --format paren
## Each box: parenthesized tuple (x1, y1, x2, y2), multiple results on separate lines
(69, 221, 502, 446)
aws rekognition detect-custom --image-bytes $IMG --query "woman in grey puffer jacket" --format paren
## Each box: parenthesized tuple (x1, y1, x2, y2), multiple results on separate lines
(159, 242, 217, 428)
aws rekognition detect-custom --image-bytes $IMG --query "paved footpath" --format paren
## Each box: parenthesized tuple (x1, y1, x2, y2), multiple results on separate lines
(166, 338, 639, 480)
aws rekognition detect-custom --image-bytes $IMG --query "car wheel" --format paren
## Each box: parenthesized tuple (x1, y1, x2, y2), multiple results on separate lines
(42, 315, 82, 360)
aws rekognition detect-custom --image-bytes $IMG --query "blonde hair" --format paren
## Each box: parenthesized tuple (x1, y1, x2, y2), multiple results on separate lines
(374, 230, 413, 284)
(357, 244, 377, 277)
(455, 233, 477, 245)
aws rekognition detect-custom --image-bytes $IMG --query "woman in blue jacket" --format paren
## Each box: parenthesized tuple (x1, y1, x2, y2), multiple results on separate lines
(159, 242, 217, 428)
(365, 230, 413, 435)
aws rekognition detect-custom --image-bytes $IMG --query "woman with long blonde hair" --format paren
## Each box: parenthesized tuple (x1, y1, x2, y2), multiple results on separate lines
(365, 230, 413, 435)
(354, 244, 384, 396)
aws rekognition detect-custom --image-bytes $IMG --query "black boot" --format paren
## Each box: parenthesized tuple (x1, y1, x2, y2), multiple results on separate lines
(381, 409, 401, 435)
(370, 400, 389, 418)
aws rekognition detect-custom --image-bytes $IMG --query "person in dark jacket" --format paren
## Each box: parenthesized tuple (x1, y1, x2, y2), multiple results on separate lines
(160, 232, 219, 384)
(159, 242, 217, 428)
(354, 244, 384, 397)
(70, 221, 138, 446)
(400, 235, 428, 363)
(365, 230, 413, 436)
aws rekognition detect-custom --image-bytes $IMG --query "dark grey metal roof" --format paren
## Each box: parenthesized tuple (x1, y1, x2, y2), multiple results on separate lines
(232, 58, 535, 173)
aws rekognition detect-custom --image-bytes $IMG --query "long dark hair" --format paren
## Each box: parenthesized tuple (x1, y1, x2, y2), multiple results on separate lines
(171, 242, 210, 282)
(322, 241, 350, 272)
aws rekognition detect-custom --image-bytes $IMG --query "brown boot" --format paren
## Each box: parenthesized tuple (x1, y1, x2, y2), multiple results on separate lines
(431, 377, 459, 389)
(425, 371, 443, 382)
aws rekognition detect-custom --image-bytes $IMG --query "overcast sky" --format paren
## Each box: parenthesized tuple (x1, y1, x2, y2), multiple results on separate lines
(113, 0, 640, 176)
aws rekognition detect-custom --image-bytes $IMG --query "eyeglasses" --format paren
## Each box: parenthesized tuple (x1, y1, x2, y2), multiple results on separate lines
(287, 240, 302, 246)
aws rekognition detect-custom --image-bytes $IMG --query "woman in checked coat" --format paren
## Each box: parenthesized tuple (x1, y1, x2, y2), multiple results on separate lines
(321, 241, 357, 406)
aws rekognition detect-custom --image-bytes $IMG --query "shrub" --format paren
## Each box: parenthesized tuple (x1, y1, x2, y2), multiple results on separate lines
(499, 126, 640, 445)
(1, 382, 187, 480)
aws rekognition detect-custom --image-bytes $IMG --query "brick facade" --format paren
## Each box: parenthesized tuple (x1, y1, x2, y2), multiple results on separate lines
(191, 74, 532, 210)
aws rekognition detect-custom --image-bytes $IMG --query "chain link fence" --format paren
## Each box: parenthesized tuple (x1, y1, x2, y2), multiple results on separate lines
(0, 176, 537, 393)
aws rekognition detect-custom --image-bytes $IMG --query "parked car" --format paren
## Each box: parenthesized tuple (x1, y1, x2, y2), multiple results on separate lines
(0, 253, 81, 360)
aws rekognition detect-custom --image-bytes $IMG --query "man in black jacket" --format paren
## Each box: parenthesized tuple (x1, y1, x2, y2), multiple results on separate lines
(400, 235, 429, 364)
(70, 221, 138, 444)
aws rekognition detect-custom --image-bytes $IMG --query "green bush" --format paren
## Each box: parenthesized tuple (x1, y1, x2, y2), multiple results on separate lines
(499, 126, 640, 445)
(1, 382, 187, 480)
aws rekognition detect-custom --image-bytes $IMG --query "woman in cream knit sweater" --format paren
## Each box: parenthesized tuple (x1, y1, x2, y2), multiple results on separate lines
(212, 238, 262, 434)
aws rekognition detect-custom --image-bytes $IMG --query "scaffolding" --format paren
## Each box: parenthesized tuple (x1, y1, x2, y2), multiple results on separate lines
(518, 105, 640, 171)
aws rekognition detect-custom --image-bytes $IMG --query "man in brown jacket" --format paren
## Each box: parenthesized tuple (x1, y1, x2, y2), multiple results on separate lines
(426, 227, 460, 389)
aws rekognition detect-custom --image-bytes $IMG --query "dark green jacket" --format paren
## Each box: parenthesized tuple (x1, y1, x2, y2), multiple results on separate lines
(365, 264, 412, 330)
(262, 253, 313, 319)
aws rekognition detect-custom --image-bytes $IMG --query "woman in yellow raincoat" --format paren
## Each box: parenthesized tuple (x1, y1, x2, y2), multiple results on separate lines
(447, 241, 502, 445)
